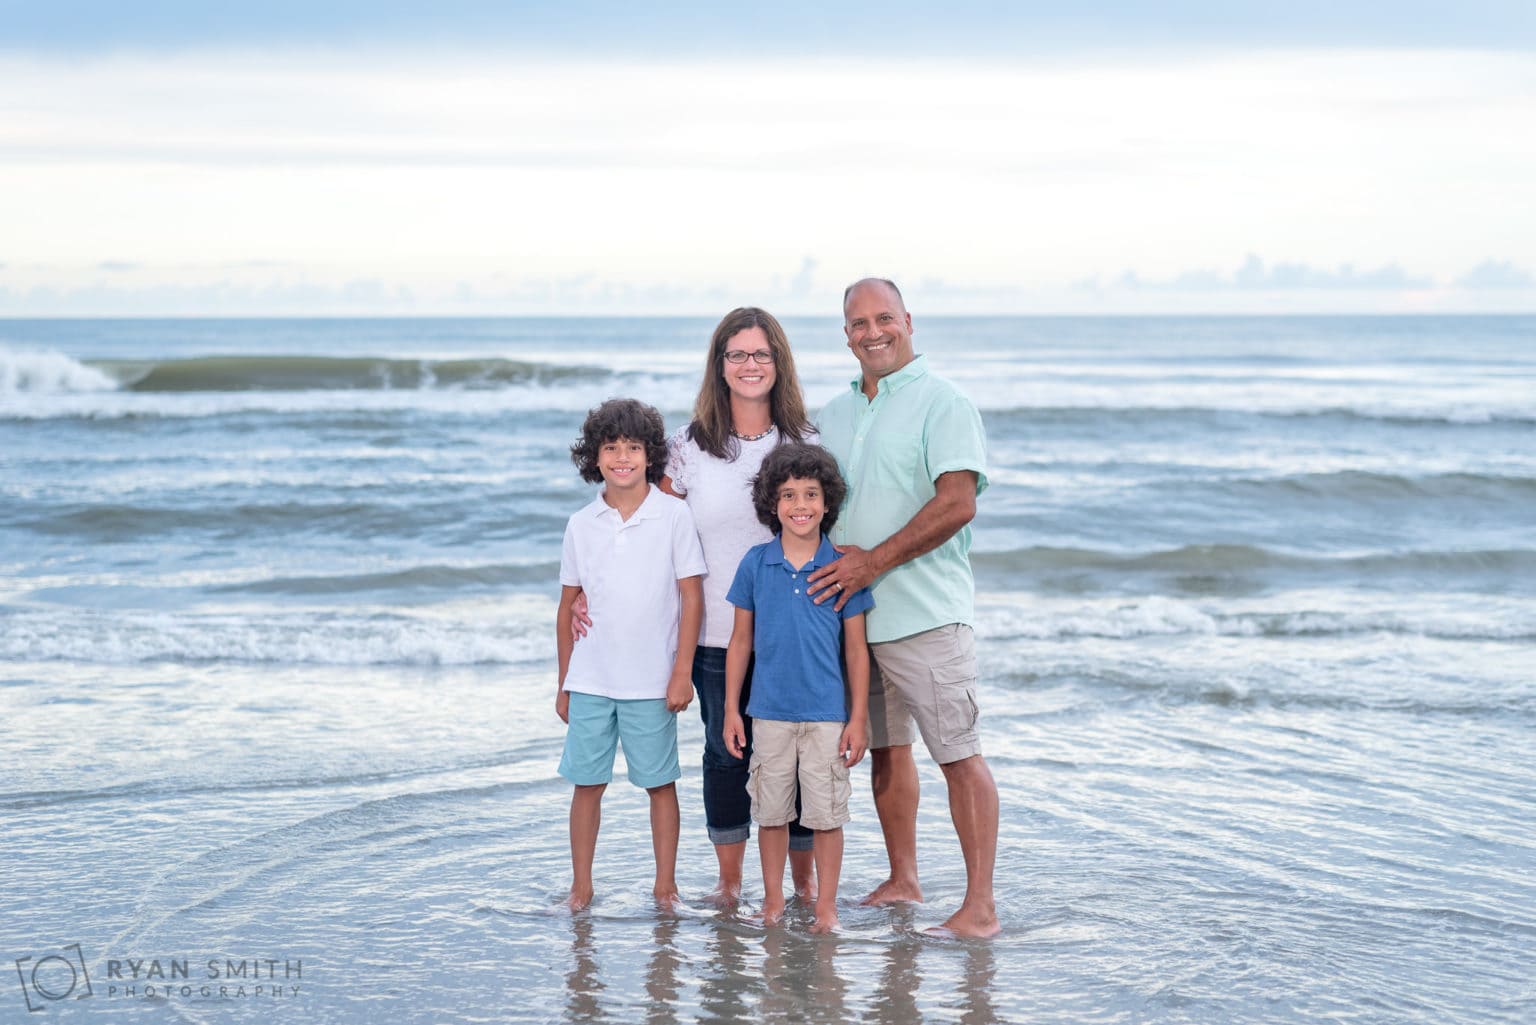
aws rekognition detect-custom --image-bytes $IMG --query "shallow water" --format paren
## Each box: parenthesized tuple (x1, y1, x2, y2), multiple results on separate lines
(3, 315, 1534, 1022)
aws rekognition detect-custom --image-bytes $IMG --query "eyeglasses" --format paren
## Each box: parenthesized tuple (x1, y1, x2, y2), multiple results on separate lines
(723, 350, 775, 364)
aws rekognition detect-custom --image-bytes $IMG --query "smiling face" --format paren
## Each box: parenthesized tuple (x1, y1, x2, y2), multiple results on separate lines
(843, 280, 915, 393)
(775, 475, 826, 544)
(596, 436, 648, 496)
(721, 324, 777, 403)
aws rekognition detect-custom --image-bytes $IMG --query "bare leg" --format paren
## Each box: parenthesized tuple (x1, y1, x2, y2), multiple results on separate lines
(758, 824, 789, 924)
(568, 783, 606, 911)
(789, 845, 817, 904)
(809, 827, 843, 933)
(711, 840, 747, 905)
(861, 745, 924, 905)
(931, 755, 1000, 938)
(648, 783, 681, 909)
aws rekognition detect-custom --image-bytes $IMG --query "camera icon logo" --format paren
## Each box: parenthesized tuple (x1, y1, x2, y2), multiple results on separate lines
(14, 945, 93, 1013)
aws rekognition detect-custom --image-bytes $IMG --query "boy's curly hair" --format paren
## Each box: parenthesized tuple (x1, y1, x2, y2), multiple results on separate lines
(570, 398, 669, 485)
(751, 443, 847, 535)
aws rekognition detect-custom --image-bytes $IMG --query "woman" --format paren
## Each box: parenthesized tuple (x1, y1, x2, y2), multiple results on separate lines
(661, 307, 818, 904)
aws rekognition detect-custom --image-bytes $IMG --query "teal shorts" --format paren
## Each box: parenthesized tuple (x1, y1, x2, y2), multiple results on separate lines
(559, 692, 681, 788)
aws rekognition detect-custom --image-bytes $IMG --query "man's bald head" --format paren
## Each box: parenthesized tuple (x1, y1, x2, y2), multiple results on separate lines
(842, 278, 906, 316)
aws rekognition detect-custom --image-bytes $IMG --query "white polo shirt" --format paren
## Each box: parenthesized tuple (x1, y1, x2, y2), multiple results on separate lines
(559, 484, 708, 700)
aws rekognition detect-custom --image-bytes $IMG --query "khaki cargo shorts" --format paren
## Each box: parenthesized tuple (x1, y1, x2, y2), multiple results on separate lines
(747, 719, 852, 831)
(867, 623, 982, 764)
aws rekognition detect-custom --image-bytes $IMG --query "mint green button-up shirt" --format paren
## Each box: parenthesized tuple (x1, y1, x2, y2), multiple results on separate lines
(817, 355, 989, 643)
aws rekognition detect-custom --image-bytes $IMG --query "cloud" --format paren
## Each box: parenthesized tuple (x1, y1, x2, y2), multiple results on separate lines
(6, 262, 1534, 317)
(789, 257, 818, 296)
(1232, 254, 1432, 290)
(4, 49, 1533, 316)
(0, 271, 423, 317)
(0, 268, 838, 317)
(1093, 253, 1435, 292)
(1456, 259, 1535, 289)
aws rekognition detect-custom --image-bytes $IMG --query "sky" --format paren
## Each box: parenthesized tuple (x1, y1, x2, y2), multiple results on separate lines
(2, 2, 1534, 316)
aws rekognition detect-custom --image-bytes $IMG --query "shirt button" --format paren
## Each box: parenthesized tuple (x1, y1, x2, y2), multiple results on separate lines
(794, 589, 800, 594)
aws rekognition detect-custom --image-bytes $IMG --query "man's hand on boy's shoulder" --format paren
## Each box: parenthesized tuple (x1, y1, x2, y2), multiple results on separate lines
(665, 670, 693, 713)
(839, 720, 868, 768)
(807, 545, 877, 612)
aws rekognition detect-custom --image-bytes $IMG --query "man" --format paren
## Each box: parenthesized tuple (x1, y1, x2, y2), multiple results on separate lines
(807, 277, 1000, 939)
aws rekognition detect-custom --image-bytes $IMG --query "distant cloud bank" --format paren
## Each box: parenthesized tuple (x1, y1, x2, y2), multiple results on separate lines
(4, 252, 1533, 316)
(1079, 254, 1531, 295)
(1456, 260, 1536, 289)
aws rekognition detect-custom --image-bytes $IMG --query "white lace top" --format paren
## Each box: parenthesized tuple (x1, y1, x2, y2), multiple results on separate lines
(666, 424, 817, 648)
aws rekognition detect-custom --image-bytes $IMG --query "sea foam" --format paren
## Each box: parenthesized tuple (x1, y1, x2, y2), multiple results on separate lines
(0, 349, 118, 394)
(6, 592, 1533, 667)
(975, 593, 1536, 642)
(0, 607, 551, 666)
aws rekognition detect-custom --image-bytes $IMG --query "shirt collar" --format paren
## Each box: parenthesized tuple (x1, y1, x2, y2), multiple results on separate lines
(762, 533, 840, 571)
(589, 483, 662, 521)
(848, 353, 929, 398)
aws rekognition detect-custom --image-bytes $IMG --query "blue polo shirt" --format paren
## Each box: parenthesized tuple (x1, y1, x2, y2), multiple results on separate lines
(725, 535, 874, 723)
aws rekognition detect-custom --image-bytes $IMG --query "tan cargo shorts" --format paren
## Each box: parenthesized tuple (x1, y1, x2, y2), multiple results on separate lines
(747, 719, 852, 831)
(867, 623, 982, 764)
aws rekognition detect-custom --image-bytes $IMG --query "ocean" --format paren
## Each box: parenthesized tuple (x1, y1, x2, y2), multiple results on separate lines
(2, 314, 1533, 1023)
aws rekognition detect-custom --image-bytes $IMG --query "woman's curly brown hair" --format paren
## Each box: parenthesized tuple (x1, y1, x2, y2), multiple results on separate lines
(570, 398, 669, 485)
(751, 443, 847, 535)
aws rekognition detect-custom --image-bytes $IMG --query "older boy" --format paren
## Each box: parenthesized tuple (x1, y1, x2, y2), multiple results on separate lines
(555, 398, 706, 911)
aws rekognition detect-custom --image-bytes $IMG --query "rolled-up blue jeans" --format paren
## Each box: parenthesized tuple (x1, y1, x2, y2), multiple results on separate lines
(693, 646, 813, 851)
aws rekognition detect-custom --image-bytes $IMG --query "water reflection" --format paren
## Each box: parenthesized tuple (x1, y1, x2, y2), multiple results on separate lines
(698, 921, 755, 1025)
(564, 915, 605, 1024)
(868, 932, 922, 1025)
(561, 908, 999, 1025)
(759, 928, 848, 1025)
(645, 917, 681, 1025)
(960, 942, 999, 1025)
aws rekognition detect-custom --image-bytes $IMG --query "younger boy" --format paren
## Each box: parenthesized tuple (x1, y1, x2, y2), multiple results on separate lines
(556, 398, 706, 911)
(722, 443, 873, 933)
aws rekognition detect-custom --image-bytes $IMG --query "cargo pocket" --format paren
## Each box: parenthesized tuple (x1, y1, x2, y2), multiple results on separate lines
(749, 747, 796, 825)
(829, 762, 854, 823)
(931, 655, 979, 748)
(745, 749, 766, 820)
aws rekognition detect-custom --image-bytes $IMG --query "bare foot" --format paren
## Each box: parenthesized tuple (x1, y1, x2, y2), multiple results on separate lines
(810, 913, 840, 935)
(860, 877, 923, 907)
(707, 880, 742, 909)
(924, 905, 1000, 939)
(566, 886, 594, 912)
(793, 882, 818, 906)
(758, 897, 786, 926)
(653, 886, 681, 912)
